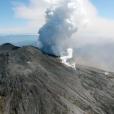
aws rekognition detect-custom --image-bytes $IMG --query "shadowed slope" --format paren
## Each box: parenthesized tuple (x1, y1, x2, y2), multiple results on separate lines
(0, 43, 114, 114)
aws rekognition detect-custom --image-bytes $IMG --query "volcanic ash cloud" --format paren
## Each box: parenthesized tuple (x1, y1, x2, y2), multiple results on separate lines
(38, 0, 88, 67)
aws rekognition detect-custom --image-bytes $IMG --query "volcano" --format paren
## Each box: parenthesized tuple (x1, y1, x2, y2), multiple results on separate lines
(0, 43, 114, 114)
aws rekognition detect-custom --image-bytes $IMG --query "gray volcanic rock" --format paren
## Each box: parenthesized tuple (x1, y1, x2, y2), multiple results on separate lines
(0, 43, 114, 114)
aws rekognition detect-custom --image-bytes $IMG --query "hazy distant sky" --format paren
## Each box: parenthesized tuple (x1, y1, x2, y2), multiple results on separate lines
(0, 0, 114, 41)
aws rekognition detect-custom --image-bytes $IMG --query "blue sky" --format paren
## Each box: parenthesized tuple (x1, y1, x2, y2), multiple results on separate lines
(0, 0, 114, 27)
(91, 0, 114, 19)
(0, 0, 114, 35)
(0, 0, 28, 28)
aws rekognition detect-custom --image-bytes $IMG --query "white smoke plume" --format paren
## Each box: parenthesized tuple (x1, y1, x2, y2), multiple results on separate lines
(60, 48, 76, 69)
(38, 0, 88, 67)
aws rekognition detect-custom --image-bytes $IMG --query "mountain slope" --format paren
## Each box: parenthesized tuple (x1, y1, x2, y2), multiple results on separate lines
(0, 43, 114, 114)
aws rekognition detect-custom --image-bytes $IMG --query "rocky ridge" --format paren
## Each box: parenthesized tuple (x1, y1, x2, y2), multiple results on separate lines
(0, 43, 114, 114)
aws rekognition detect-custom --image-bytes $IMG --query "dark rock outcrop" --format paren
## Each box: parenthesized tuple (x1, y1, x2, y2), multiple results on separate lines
(0, 43, 114, 114)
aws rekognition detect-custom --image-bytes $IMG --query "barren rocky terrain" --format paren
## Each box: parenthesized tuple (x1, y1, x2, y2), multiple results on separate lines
(0, 43, 114, 114)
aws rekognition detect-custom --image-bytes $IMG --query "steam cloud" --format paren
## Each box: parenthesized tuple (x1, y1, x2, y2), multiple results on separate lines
(60, 48, 76, 69)
(38, 0, 88, 67)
